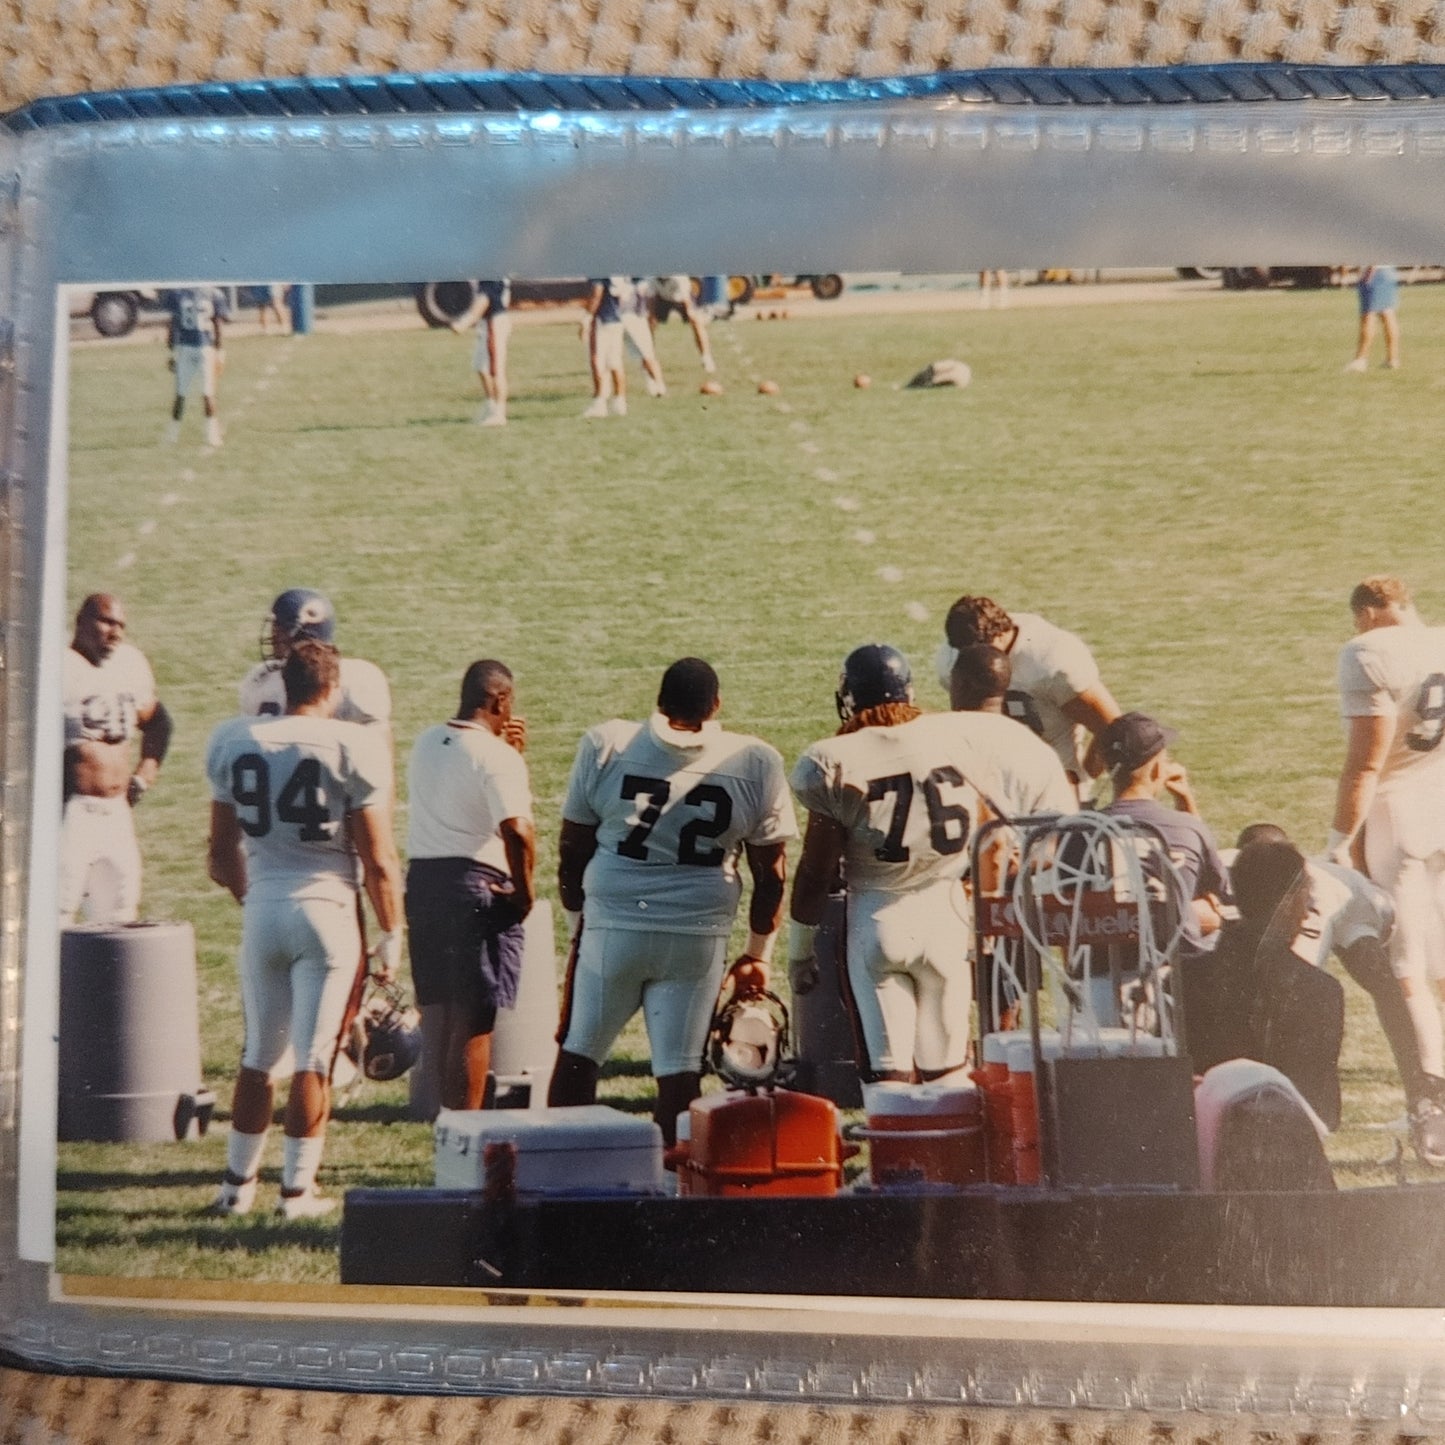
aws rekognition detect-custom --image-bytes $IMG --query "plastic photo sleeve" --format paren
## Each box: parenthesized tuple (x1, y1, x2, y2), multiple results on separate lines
(6, 64, 1445, 1419)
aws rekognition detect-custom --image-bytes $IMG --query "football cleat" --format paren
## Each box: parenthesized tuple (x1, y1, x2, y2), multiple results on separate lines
(262, 587, 336, 659)
(835, 643, 914, 722)
(341, 976, 423, 1083)
(609, 395, 628, 416)
(582, 398, 608, 419)
(276, 1186, 337, 1220)
(1411, 1093, 1445, 1169)
(209, 1176, 258, 1217)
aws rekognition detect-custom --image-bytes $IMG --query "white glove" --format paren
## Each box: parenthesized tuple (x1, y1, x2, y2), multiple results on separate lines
(1325, 828, 1354, 868)
(371, 930, 403, 980)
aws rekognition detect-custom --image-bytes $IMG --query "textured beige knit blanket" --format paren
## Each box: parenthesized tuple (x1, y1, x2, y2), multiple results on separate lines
(0, 3, 1434, 1437)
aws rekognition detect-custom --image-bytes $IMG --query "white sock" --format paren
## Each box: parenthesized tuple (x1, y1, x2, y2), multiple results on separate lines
(226, 1128, 267, 1184)
(282, 1134, 325, 1194)
(1405, 991, 1445, 1078)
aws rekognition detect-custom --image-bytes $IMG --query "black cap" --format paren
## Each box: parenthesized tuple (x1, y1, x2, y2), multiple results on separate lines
(1101, 712, 1177, 772)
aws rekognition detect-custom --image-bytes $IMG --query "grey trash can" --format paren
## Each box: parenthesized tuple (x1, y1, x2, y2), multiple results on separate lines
(791, 893, 863, 1107)
(58, 921, 215, 1143)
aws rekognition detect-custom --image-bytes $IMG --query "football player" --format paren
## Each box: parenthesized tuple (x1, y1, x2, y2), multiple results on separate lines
(1330, 575, 1445, 1149)
(548, 658, 797, 1144)
(581, 278, 627, 418)
(60, 594, 173, 924)
(450, 279, 512, 426)
(933, 594, 1121, 798)
(788, 645, 1075, 1084)
(1231, 821, 1442, 1159)
(206, 640, 404, 1219)
(163, 285, 228, 447)
(949, 643, 1012, 715)
(652, 275, 717, 374)
(618, 277, 666, 396)
(238, 589, 392, 737)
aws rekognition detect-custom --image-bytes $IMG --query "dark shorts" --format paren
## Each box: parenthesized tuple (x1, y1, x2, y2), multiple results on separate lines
(404, 857, 526, 1031)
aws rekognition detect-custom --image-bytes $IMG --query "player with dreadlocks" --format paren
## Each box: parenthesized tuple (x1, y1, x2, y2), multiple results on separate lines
(787, 644, 1074, 1083)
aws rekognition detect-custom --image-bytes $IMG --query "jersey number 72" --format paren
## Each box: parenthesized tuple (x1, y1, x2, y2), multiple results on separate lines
(616, 773, 734, 866)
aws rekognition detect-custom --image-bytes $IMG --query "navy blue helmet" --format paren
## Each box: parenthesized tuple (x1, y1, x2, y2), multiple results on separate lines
(263, 588, 336, 659)
(835, 643, 913, 722)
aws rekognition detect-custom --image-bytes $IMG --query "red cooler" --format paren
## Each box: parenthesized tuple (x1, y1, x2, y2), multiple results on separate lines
(1005, 1031, 1065, 1186)
(862, 1081, 985, 1189)
(972, 1032, 1017, 1184)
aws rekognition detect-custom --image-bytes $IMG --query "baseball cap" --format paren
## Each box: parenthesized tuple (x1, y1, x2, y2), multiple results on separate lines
(1101, 712, 1177, 772)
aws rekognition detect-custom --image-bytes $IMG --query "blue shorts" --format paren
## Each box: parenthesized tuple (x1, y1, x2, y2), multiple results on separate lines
(405, 858, 526, 1028)
(1358, 267, 1399, 315)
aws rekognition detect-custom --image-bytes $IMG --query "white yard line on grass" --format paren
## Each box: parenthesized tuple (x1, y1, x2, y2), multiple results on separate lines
(116, 340, 296, 570)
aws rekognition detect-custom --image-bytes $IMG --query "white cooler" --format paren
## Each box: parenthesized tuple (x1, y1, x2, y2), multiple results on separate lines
(434, 1104, 665, 1195)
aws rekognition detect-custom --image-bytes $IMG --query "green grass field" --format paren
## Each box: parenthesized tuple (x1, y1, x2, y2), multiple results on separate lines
(55, 278, 1445, 1283)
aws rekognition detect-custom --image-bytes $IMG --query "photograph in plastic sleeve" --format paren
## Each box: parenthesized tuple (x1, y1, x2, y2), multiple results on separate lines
(46, 260, 1445, 1314)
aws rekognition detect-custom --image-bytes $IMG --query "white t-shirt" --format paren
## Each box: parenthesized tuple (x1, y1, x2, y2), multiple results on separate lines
(1338, 621, 1445, 854)
(562, 713, 797, 934)
(790, 710, 1075, 895)
(406, 720, 534, 873)
(64, 642, 156, 747)
(934, 611, 1102, 781)
(205, 713, 389, 904)
(238, 655, 392, 729)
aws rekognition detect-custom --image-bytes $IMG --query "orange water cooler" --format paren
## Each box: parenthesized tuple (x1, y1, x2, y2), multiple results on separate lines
(674, 1089, 849, 1197)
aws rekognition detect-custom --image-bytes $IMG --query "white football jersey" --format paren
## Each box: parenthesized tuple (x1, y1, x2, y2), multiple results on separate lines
(562, 712, 798, 935)
(791, 710, 1075, 895)
(64, 643, 156, 747)
(206, 713, 389, 904)
(406, 721, 534, 872)
(1338, 622, 1445, 853)
(654, 275, 691, 304)
(1299, 858, 1394, 968)
(934, 611, 1102, 780)
(239, 655, 392, 729)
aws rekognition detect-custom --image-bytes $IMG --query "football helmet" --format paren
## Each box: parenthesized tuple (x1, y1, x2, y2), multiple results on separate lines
(262, 587, 336, 660)
(835, 643, 913, 722)
(344, 978, 422, 1083)
(707, 988, 792, 1091)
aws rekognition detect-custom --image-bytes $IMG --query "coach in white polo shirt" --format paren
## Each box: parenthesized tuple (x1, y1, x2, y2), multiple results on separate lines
(405, 660, 536, 1112)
